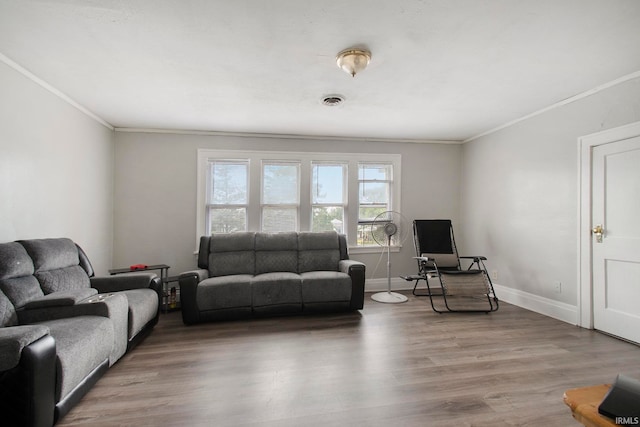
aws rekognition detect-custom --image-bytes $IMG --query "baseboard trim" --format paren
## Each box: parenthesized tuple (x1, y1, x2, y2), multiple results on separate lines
(492, 284, 578, 325)
(365, 279, 578, 325)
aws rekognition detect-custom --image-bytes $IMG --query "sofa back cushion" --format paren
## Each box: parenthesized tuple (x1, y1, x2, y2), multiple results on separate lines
(0, 242, 45, 310)
(298, 232, 341, 273)
(209, 232, 256, 277)
(0, 289, 18, 327)
(34, 266, 92, 294)
(19, 238, 91, 293)
(255, 232, 298, 274)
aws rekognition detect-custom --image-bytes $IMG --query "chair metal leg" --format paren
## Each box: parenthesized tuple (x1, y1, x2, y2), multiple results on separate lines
(412, 278, 428, 296)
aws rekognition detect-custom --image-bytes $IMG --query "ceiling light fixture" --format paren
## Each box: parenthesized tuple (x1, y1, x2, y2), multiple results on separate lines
(336, 48, 371, 77)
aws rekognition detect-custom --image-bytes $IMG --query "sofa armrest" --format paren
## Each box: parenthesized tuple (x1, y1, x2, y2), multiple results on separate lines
(179, 269, 209, 325)
(180, 269, 209, 283)
(17, 292, 129, 324)
(339, 260, 366, 310)
(91, 272, 160, 293)
(91, 274, 163, 315)
(339, 259, 365, 273)
(0, 327, 56, 427)
(0, 325, 51, 371)
(22, 289, 98, 310)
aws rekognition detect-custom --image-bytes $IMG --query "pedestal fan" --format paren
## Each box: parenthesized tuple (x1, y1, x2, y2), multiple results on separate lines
(370, 211, 409, 303)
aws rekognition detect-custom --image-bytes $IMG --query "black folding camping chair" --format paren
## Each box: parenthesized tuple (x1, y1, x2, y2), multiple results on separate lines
(404, 219, 499, 313)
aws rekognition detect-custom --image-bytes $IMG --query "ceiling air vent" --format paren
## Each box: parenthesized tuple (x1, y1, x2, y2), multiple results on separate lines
(321, 95, 344, 106)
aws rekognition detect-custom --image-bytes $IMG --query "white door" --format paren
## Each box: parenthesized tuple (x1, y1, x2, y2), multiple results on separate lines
(591, 135, 640, 343)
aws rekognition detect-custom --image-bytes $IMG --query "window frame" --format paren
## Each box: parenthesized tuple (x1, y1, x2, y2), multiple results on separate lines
(196, 149, 401, 253)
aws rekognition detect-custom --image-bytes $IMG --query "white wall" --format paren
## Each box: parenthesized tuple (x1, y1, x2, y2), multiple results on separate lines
(0, 60, 115, 274)
(460, 77, 640, 322)
(113, 131, 462, 287)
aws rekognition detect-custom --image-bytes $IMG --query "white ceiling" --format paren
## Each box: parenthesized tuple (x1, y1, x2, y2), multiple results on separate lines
(1, 0, 640, 142)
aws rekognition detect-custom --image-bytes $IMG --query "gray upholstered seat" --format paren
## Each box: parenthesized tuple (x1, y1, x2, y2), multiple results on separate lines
(196, 275, 253, 311)
(119, 288, 160, 338)
(251, 272, 302, 314)
(41, 316, 113, 402)
(300, 271, 352, 306)
(179, 231, 366, 324)
(0, 237, 162, 424)
(0, 286, 113, 426)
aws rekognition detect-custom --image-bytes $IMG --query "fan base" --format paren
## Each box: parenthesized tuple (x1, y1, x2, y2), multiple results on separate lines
(371, 291, 408, 304)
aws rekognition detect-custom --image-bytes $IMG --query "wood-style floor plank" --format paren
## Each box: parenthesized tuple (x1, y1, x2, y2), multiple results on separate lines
(56, 292, 640, 426)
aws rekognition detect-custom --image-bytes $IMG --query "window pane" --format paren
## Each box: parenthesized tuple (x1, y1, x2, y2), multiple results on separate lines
(312, 207, 344, 233)
(312, 164, 344, 204)
(208, 207, 246, 233)
(357, 162, 394, 246)
(358, 206, 387, 221)
(358, 164, 392, 180)
(359, 182, 389, 205)
(357, 224, 379, 246)
(263, 163, 299, 204)
(358, 222, 402, 247)
(262, 207, 297, 232)
(211, 162, 247, 204)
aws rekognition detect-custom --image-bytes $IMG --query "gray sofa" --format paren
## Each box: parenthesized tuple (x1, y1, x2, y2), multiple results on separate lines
(0, 238, 161, 426)
(179, 231, 365, 325)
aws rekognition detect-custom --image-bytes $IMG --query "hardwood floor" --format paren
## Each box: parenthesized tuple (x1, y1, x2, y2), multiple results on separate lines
(57, 292, 640, 426)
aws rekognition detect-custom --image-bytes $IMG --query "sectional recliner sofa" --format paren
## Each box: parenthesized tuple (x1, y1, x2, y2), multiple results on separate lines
(179, 231, 366, 324)
(0, 238, 162, 427)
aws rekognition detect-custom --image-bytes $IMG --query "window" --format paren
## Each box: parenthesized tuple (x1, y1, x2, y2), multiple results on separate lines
(261, 162, 300, 232)
(358, 163, 393, 246)
(311, 163, 346, 233)
(197, 149, 400, 252)
(206, 160, 248, 233)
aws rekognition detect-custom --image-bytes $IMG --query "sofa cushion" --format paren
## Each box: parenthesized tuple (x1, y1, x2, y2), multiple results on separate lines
(0, 242, 35, 279)
(41, 316, 113, 401)
(118, 288, 159, 338)
(18, 238, 80, 272)
(209, 232, 255, 277)
(251, 272, 302, 308)
(35, 265, 91, 294)
(298, 232, 341, 273)
(0, 242, 45, 309)
(300, 271, 352, 303)
(255, 232, 298, 274)
(0, 276, 45, 310)
(16, 238, 92, 293)
(0, 289, 18, 327)
(197, 275, 253, 311)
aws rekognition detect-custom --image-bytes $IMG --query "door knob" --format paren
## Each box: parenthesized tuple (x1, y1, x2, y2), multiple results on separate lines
(592, 224, 604, 243)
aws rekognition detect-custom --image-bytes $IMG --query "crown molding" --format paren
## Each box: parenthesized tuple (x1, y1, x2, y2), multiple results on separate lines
(114, 127, 463, 145)
(464, 70, 640, 143)
(0, 52, 114, 130)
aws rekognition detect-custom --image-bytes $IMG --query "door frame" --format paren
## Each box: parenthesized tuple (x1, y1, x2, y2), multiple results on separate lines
(578, 120, 640, 329)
